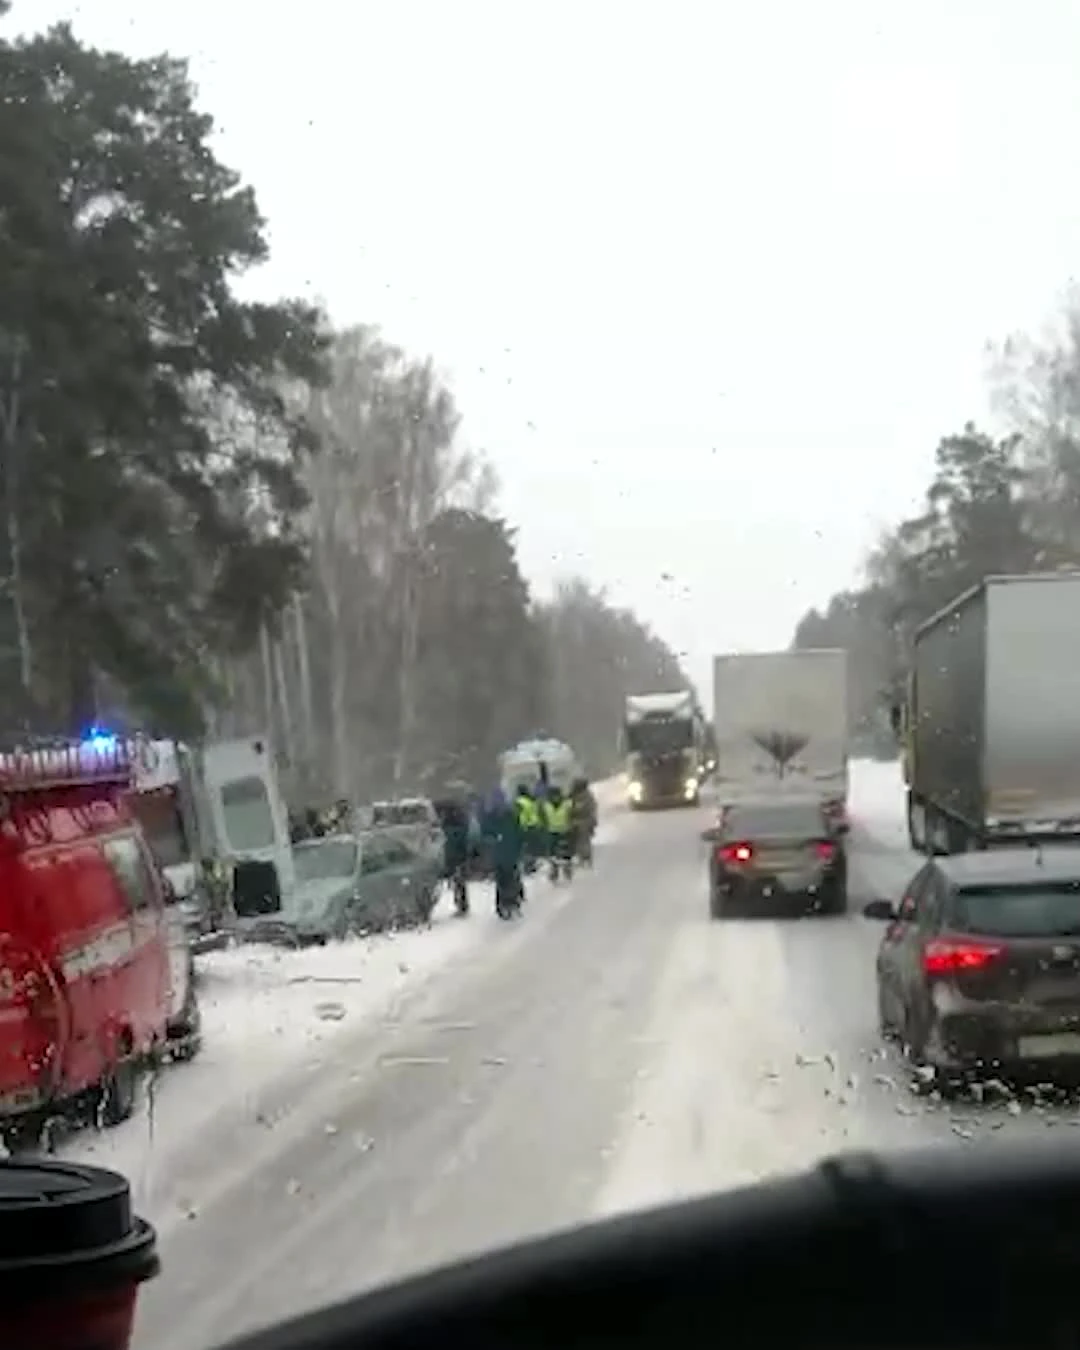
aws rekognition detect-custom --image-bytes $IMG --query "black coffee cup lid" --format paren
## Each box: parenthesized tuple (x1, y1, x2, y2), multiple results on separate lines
(0, 1159, 159, 1297)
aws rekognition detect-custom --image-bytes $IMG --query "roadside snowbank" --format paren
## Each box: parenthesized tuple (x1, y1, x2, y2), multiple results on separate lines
(847, 757, 921, 897)
(848, 758, 908, 845)
(60, 891, 486, 1188)
(58, 776, 632, 1196)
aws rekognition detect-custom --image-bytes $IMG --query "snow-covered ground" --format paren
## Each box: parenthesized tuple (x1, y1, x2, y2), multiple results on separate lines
(846, 756, 923, 895)
(127, 756, 1072, 1350)
(60, 775, 630, 1199)
(60, 894, 483, 1194)
(848, 757, 912, 849)
(592, 757, 920, 1217)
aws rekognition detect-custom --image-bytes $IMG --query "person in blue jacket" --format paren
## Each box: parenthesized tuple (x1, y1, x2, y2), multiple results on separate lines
(481, 786, 526, 918)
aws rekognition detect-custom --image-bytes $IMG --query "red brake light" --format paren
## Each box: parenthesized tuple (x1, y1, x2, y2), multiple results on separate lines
(720, 842, 753, 863)
(922, 938, 1003, 976)
(815, 841, 836, 861)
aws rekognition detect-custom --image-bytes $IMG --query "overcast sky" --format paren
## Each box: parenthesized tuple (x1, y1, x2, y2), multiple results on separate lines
(18, 1, 1080, 698)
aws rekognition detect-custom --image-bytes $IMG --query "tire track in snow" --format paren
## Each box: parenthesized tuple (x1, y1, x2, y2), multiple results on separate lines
(592, 894, 876, 1219)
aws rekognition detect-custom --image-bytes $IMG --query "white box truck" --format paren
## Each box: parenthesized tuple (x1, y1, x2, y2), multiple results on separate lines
(712, 649, 849, 830)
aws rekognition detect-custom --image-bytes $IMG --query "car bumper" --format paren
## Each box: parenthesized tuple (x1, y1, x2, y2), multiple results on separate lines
(715, 867, 839, 901)
(926, 1002, 1080, 1074)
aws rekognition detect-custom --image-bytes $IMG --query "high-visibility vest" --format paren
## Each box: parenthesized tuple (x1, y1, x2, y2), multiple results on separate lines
(543, 799, 572, 834)
(516, 796, 540, 829)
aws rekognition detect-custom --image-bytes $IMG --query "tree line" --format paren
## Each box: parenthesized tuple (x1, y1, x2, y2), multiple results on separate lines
(0, 14, 687, 801)
(792, 294, 1080, 756)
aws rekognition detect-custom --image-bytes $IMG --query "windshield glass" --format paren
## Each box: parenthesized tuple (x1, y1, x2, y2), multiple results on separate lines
(130, 789, 190, 870)
(951, 884, 1080, 938)
(724, 802, 825, 838)
(626, 719, 692, 756)
(294, 839, 358, 884)
(15, 3, 1077, 1345)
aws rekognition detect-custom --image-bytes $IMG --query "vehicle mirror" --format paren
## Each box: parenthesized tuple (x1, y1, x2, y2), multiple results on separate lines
(700, 827, 721, 844)
(888, 703, 902, 737)
(835, 821, 851, 836)
(862, 899, 897, 922)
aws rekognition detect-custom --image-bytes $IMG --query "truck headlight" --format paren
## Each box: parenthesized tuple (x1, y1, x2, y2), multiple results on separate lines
(628, 780, 643, 802)
(684, 778, 698, 798)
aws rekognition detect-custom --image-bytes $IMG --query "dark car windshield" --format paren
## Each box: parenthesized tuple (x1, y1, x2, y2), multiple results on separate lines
(294, 839, 358, 884)
(724, 802, 825, 838)
(950, 883, 1080, 938)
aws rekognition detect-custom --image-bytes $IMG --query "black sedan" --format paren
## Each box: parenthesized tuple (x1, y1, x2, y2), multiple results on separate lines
(702, 797, 847, 919)
(864, 846, 1080, 1089)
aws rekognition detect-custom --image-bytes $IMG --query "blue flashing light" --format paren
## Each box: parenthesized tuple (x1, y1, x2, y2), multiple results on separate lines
(82, 727, 119, 754)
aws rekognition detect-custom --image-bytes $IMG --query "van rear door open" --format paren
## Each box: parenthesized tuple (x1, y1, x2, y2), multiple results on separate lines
(199, 736, 295, 905)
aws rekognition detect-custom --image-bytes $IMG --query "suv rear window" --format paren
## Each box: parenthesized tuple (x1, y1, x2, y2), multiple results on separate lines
(950, 883, 1080, 938)
(724, 802, 825, 838)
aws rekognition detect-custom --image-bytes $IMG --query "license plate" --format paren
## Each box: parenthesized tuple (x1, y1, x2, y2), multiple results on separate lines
(1017, 1032, 1080, 1059)
(757, 851, 803, 872)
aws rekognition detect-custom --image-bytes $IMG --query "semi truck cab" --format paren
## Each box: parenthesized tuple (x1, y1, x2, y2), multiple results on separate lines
(623, 691, 704, 809)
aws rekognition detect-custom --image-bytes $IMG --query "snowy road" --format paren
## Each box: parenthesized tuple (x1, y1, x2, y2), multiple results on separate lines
(121, 763, 1079, 1349)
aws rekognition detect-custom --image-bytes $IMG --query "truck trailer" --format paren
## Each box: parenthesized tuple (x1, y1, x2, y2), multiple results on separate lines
(623, 690, 705, 808)
(893, 572, 1080, 855)
(712, 649, 849, 829)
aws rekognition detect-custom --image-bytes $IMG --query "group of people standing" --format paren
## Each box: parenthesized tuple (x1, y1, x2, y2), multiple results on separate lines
(434, 775, 598, 920)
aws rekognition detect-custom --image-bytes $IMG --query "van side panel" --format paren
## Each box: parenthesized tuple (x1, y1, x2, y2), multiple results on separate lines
(0, 788, 174, 1124)
(0, 852, 68, 1111)
(42, 838, 127, 1094)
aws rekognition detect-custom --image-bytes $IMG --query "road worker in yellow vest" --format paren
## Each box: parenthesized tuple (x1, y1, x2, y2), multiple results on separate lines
(514, 782, 543, 874)
(542, 786, 574, 883)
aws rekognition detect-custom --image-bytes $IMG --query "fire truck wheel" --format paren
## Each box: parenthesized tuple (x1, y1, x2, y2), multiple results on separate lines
(168, 985, 203, 1063)
(99, 1049, 141, 1127)
(2, 1115, 47, 1155)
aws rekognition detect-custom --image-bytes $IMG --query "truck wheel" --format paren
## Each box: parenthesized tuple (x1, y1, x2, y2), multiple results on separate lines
(821, 876, 847, 915)
(168, 983, 203, 1063)
(2, 1115, 47, 1154)
(906, 794, 927, 853)
(99, 1053, 141, 1127)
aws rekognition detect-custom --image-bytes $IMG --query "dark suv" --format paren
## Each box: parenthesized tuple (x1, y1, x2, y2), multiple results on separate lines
(865, 846, 1080, 1088)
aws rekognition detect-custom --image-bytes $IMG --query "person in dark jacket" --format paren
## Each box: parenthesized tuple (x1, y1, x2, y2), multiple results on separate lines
(569, 777, 598, 865)
(433, 794, 471, 915)
(481, 787, 525, 918)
